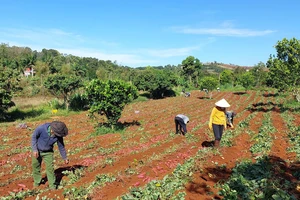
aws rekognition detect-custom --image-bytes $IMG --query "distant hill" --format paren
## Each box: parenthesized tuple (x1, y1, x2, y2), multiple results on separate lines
(217, 63, 253, 70)
(204, 62, 253, 70)
(202, 62, 253, 74)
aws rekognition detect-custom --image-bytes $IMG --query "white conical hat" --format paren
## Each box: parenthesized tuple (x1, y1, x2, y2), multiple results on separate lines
(215, 98, 230, 108)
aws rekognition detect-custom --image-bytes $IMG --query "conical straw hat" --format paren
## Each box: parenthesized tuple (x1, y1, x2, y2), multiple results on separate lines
(215, 98, 230, 108)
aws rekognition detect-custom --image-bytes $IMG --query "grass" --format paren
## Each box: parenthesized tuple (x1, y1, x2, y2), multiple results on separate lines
(2, 96, 80, 123)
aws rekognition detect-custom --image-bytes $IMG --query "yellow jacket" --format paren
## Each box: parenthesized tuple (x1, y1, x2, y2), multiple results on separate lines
(209, 107, 226, 130)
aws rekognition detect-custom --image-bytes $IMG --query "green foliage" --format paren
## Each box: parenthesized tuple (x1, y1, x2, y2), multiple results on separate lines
(220, 69, 234, 85)
(5, 102, 80, 122)
(44, 74, 83, 109)
(250, 113, 275, 156)
(132, 68, 177, 99)
(1, 190, 39, 200)
(63, 186, 91, 200)
(199, 76, 219, 92)
(62, 167, 86, 185)
(132, 95, 149, 102)
(219, 157, 297, 200)
(0, 66, 21, 119)
(238, 71, 256, 91)
(69, 93, 89, 111)
(90, 125, 124, 136)
(250, 62, 268, 87)
(181, 56, 202, 86)
(122, 159, 194, 199)
(86, 79, 138, 127)
(4, 107, 46, 122)
(233, 67, 247, 87)
(71, 63, 87, 78)
(267, 38, 300, 92)
(48, 98, 65, 109)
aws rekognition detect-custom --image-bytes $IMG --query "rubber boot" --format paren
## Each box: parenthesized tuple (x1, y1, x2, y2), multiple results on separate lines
(214, 140, 220, 147)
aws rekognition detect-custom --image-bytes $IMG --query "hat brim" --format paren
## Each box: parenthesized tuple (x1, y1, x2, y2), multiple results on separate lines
(215, 99, 230, 108)
(53, 132, 68, 137)
(51, 121, 68, 137)
(215, 103, 230, 108)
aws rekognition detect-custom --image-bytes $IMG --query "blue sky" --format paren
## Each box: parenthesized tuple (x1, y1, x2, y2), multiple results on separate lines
(0, 0, 299, 68)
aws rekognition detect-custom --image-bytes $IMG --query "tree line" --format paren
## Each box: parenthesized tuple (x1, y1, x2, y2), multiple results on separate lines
(1, 37, 299, 125)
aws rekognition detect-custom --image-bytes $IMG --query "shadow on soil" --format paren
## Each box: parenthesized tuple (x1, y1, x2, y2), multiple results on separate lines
(98, 120, 141, 129)
(248, 101, 300, 113)
(197, 96, 211, 100)
(247, 91, 300, 113)
(233, 92, 247, 95)
(263, 93, 279, 97)
(201, 140, 215, 147)
(39, 165, 86, 186)
(55, 165, 87, 185)
(186, 164, 230, 199)
(186, 155, 300, 199)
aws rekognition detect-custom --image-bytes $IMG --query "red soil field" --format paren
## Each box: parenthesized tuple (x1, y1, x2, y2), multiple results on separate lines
(0, 90, 299, 199)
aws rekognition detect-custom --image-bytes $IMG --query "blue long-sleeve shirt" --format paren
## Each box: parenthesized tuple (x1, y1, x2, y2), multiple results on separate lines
(31, 123, 67, 160)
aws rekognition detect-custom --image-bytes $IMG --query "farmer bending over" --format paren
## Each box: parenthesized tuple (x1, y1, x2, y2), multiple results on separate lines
(175, 114, 189, 136)
(185, 92, 191, 97)
(31, 121, 69, 190)
(226, 110, 236, 128)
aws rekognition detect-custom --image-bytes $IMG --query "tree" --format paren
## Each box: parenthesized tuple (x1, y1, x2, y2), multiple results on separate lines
(85, 79, 138, 128)
(71, 63, 87, 78)
(0, 66, 21, 119)
(41, 49, 62, 74)
(267, 38, 300, 92)
(232, 67, 247, 87)
(250, 62, 268, 87)
(199, 76, 219, 99)
(238, 72, 255, 92)
(21, 51, 37, 72)
(44, 74, 82, 110)
(181, 56, 202, 86)
(220, 69, 234, 85)
(132, 67, 178, 99)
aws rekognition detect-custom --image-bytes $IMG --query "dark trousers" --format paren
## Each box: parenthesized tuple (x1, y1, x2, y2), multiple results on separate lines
(212, 124, 224, 141)
(175, 117, 187, 134)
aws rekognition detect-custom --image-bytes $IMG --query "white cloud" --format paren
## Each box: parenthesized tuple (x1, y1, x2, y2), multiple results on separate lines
(171, 25, 276, 37)
(0, 27, 85, 47)
(138, 37, 216, 58)
(144, 46, 199, 58)
(57, 48, 157, 66)
(0, 27, 207, 67)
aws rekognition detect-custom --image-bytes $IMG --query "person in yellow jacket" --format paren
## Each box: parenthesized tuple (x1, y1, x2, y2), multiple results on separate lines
(209, 98, 230, 147)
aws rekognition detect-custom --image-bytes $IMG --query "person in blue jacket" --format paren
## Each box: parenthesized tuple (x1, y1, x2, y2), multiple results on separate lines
(175, 114, 189, 136)
(31, 121, 69, 190)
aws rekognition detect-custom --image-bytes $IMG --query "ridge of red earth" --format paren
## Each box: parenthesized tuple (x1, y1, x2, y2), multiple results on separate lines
(0, 90, 299, 199)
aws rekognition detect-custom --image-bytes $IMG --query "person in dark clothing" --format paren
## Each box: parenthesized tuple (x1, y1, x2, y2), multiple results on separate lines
(226, 111, 236, 128)
(175, 114, 189, 135)
(185, 92, 191, 97)
(31, 121, 69, 190)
